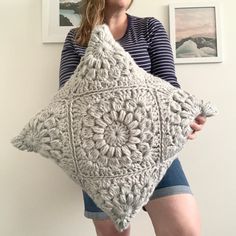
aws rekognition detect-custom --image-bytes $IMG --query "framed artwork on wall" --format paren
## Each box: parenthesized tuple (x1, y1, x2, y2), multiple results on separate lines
(42, 0, 82, 43)
(169, 2, 222, 64)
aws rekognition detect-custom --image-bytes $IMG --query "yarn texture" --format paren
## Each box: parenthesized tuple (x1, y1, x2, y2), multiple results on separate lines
(11, 24, 217, 232)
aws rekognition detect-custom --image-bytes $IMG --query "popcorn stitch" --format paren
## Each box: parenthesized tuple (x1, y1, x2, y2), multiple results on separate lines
(11, 24, 217, 232)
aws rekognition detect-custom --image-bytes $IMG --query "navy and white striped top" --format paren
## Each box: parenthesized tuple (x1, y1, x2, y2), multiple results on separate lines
(59, 13, 180, 89)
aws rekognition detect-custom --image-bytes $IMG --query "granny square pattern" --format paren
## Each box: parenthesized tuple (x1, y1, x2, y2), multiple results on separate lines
(11, 24, 217, 232)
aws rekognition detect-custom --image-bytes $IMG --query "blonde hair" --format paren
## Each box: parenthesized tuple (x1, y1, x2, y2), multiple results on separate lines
(75, 0, 134, 46)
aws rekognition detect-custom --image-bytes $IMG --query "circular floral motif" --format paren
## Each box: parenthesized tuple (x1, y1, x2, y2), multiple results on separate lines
(104, 122, 128, 147)
(78, 94, 155, 172)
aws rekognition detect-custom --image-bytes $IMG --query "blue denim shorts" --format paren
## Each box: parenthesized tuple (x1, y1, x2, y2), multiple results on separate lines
(82, 158, 192, 220)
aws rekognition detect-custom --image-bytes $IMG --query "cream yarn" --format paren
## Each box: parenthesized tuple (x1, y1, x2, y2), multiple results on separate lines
(11, 24, 217, 232)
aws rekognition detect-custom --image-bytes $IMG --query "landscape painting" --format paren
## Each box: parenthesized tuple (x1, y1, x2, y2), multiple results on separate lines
(175, 7, 217, 58)
(169, 3, 222, 64)
(59, 0, 82, 27)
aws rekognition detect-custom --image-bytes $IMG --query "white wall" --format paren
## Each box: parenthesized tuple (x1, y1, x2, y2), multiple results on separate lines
(1, 0, 235, 235)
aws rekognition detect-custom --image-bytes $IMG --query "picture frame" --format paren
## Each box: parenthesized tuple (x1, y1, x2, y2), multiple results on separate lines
(169, 2, 222, 64)
(42, 0, 82, 43)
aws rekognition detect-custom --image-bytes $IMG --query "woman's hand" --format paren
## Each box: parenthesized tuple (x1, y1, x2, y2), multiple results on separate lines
(187, 115, 207, 140)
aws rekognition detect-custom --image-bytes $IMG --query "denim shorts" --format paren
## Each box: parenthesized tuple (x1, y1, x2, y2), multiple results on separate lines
(82, 158, 192, 220)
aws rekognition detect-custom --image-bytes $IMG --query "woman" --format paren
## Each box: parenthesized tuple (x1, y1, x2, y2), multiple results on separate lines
(59, 0, 206, 235)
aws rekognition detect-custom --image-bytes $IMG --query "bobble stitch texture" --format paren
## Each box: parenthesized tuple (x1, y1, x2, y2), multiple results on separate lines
(11, 24, 217, 232)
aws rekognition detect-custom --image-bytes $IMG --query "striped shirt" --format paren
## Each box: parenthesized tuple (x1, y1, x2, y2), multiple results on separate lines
(59, 13, 180, 89)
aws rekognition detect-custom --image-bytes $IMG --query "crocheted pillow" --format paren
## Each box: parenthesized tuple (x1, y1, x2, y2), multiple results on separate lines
(11, 24, 217, 232)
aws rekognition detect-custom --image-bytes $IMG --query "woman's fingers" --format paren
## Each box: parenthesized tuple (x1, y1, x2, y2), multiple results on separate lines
(195, 115, 207, 125)
(187, 115, 207, 140)
(190, 122, 203, 132)
(187, 131, 197, 140)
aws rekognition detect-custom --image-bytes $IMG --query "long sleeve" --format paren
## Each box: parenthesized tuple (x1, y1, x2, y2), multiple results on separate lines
(147, 18, 180, 88)
(59, 28, 81, 89)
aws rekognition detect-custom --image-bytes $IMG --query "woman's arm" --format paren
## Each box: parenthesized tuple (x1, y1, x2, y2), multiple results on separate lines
(147, 18, 207, 139)
(59, 28, 81, 89)
(147, 17, 180, 88)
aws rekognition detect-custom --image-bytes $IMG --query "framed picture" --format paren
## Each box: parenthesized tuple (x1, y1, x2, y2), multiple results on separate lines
(169, 2, 222, 64)
(42, 0, 82, 43)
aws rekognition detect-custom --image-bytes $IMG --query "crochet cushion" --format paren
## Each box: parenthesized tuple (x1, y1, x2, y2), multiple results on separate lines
(11, 24, 217, 232)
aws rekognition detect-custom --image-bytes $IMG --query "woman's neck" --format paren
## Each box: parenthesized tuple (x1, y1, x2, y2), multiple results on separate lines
(104, 11, 128, 40)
